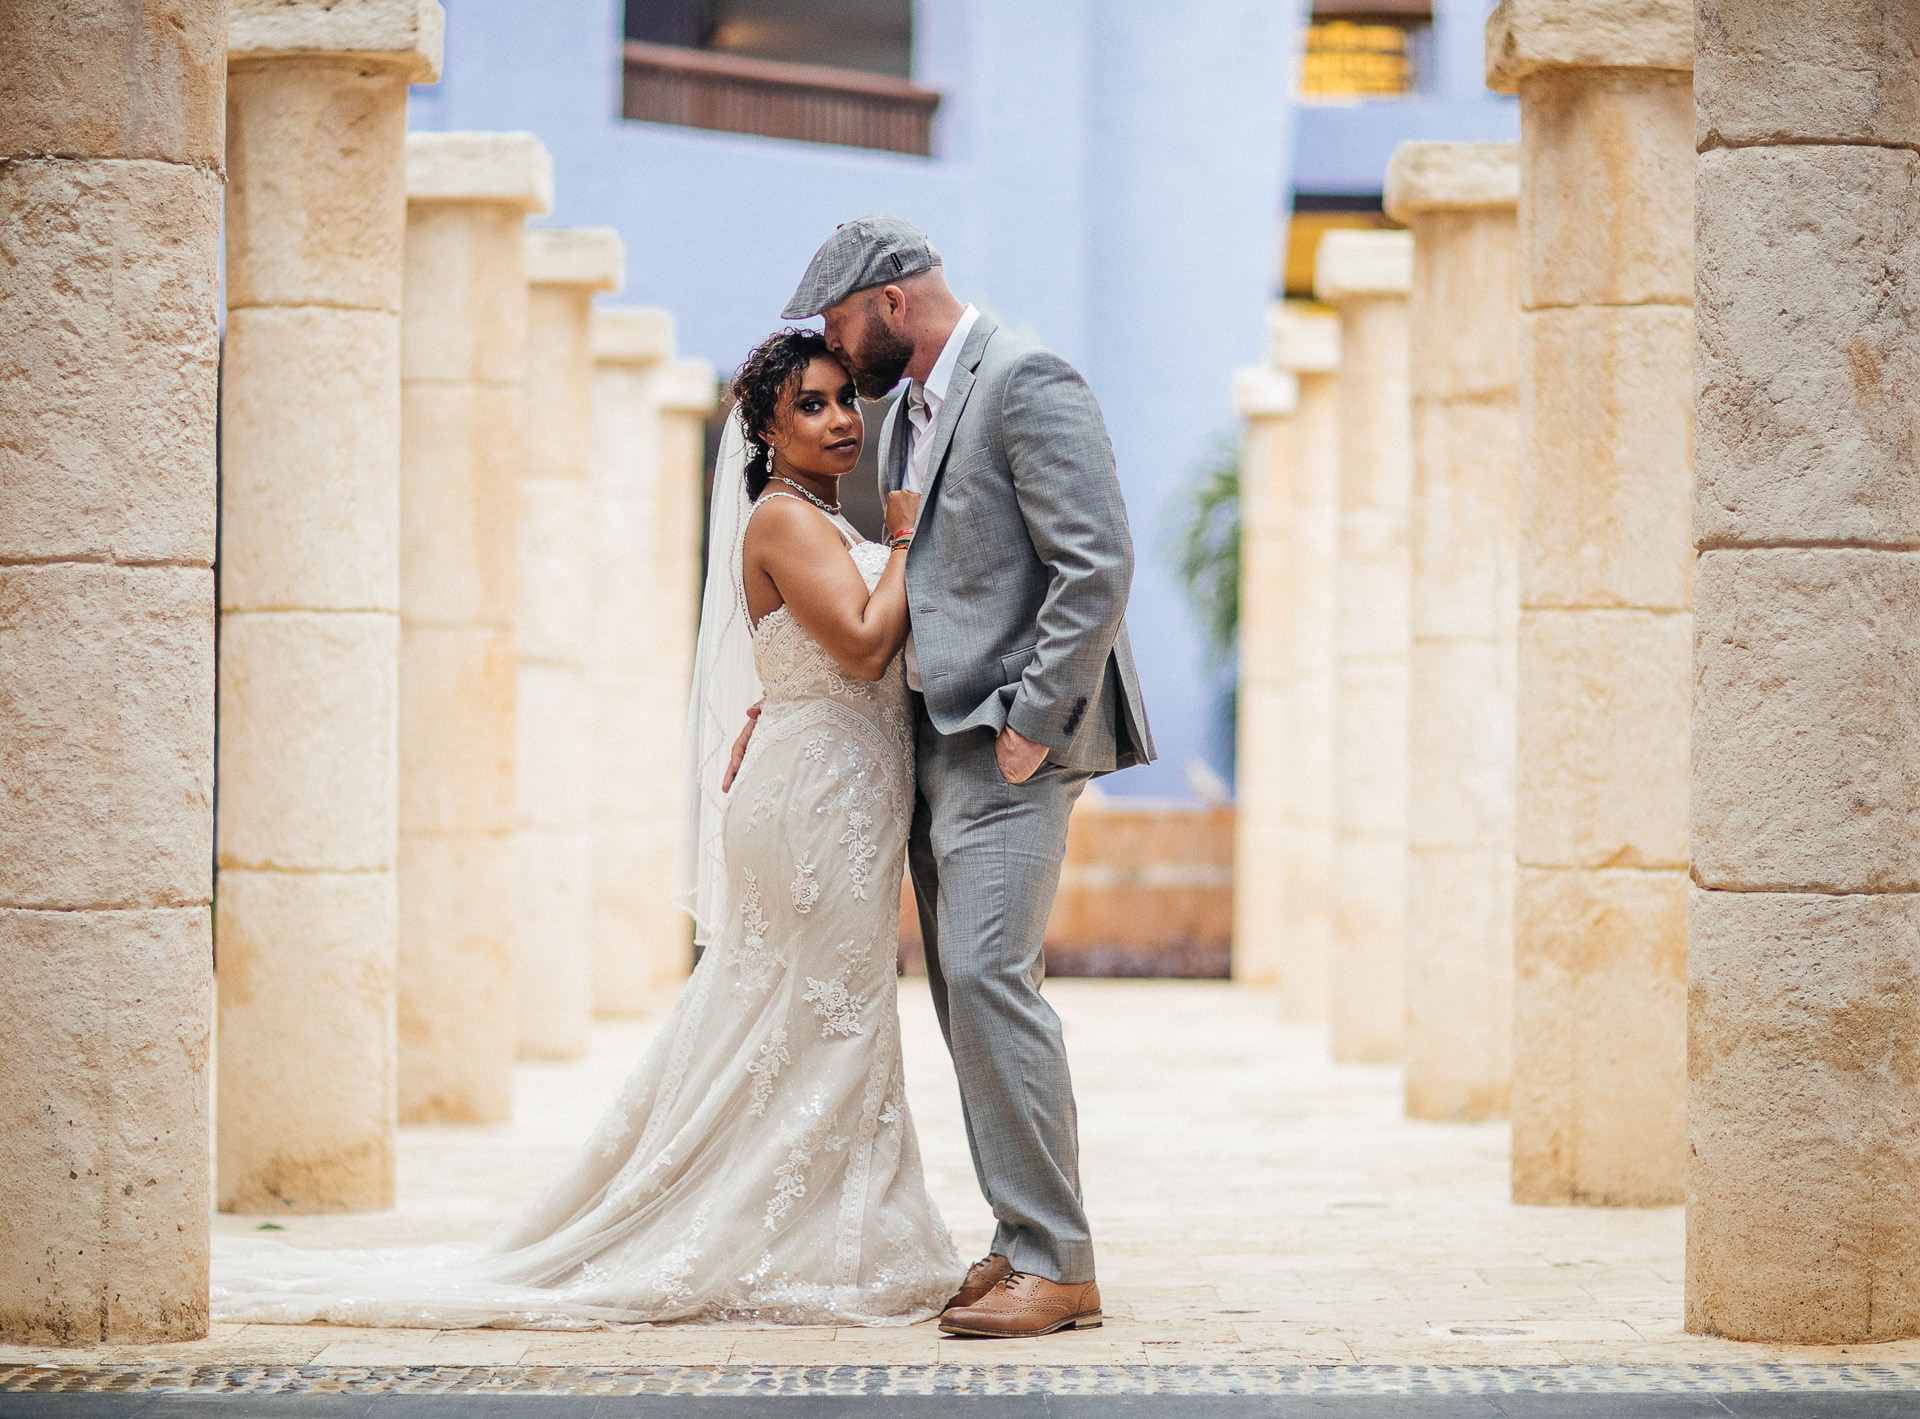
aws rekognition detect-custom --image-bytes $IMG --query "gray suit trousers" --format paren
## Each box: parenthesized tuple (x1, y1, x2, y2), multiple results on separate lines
(907, 698, 1095, 1284)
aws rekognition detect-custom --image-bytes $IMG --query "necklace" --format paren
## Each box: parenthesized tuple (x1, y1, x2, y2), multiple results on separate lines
(769, 474, 841, 516)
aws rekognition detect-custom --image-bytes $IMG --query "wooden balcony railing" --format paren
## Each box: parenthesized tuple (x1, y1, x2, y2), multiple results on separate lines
(621, 41, 940, 157)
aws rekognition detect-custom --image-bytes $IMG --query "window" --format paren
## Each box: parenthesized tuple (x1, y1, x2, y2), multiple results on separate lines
(626, 0, 913, 79)
(623, 0, 937, 154)
(1298, 1, 1433, 99)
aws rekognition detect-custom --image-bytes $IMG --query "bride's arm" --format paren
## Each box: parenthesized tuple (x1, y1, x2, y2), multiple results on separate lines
(746, 493, 919, 682)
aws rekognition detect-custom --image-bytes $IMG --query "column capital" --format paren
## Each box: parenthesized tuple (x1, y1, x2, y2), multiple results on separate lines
(1312, 229, 1412, 304)
(527, 227, 625, 294)
(228, 0, 444, 84)
(1266, 303, 1339, 375)
(592, 307, 676, 367)
(1384, 142, 1519, 223)
(405, 131, 553, 215)
(654, 357, 718, 415)
(1232, 367, 1298, 420)
(1485, 0, 1691, 93)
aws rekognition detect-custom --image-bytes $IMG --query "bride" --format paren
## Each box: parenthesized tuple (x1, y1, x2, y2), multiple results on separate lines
(213, 331, 964, 1328)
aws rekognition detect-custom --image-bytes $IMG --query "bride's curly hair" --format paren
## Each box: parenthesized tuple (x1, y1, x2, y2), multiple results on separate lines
(732, 328, 834, 498)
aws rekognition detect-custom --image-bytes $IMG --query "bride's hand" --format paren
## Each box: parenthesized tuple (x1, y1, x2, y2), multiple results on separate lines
(721, 703, 762, 792)
(884, 491, 920, 540)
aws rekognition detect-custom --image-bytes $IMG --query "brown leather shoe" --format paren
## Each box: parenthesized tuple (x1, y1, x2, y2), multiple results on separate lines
(943, 1253, 1014, 1313)
(938, 1271, 1103, 1338)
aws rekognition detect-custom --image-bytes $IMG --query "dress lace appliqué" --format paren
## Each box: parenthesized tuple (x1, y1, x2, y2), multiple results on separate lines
(747, 1029, 790, 1118)
(749, 775, 785, 828)
(822, 739, 885, 901)
(803, 976, 865, 1039)
(647, 1199, 714, 1303)
(733, 868, 777, 994)
(790, 861, 821, 914)
(766, 1103, 838, 1231)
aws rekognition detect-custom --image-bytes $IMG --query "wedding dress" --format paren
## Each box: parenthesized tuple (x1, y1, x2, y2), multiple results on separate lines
(212, 479, 962, 1329)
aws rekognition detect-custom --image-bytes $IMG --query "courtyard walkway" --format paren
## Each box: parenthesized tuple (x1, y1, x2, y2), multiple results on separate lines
(11, 982, 1920, 1412)
(6, 979, 1914, 1376)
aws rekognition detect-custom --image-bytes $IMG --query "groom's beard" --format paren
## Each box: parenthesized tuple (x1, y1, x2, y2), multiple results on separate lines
(847, 311, 914, 399)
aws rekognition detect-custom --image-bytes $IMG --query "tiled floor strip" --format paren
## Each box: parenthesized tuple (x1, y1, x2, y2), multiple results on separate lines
(5, 1363, 1920, 1396)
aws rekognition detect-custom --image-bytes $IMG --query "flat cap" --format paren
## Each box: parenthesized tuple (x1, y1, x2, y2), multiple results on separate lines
(782, 214, 941, 319)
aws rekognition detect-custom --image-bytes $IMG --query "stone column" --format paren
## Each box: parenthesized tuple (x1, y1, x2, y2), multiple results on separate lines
(0, 0, 222, 1345)
(1229, 361, 1298, 988)
(1488, 0, 1693, 1206)
(647, 358, 720, 963)
(588, 308, 699, 1014)
(1386, 141, 1521, 1122)
(1271, 305, 1342, 1023)
(1690, 0, 1920, 1342)
(516, 227, 623, 1060)
(399, 132, 551, 1122)
(216, 0, 440, 1217)
(1315, 230, 1414, 1063)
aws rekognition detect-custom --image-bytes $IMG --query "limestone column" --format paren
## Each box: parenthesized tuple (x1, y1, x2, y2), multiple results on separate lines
(1386, 141, 1521, 1122)
(1315, 230, 1414, 1063)
(399, 133, 551, 1121)
(216, 0, 440, 1217)
(516, 227, 623, 1060)
(0, 0, 222, 1345)
(1229, 362, 1298, 988)
(646, 357, 720, 968)
(1488, 0, 1693, 1206)
(588, 308, 699, 1014)
(1271, 305, 1342, 1023)
(1690, 0, 1920, 1342)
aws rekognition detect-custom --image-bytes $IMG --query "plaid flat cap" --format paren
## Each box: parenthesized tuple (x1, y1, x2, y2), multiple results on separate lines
(782, 215, 941, 319)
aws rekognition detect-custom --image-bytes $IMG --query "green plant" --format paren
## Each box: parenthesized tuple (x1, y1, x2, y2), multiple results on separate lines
(1168, 433, 1241, 670)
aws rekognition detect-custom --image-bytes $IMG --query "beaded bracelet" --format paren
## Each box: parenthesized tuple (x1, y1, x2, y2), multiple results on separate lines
(888, 530, 914, 551)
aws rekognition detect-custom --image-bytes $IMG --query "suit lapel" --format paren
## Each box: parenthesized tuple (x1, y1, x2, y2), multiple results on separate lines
(917, 316, 995, 502)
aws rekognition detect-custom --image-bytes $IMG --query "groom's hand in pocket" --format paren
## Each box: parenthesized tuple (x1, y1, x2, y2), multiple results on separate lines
(995, 724, 1048, 784)
(721, 703, 762, 792)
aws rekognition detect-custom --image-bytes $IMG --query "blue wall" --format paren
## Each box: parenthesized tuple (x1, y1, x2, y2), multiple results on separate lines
(412, 0, 1294, 797)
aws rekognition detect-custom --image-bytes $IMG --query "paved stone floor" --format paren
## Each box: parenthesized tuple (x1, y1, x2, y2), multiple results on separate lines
(6, 982, 1920, 1412)
(1, 1381, 1919, 1417)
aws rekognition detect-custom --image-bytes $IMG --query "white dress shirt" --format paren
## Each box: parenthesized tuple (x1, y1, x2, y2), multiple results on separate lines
(900, 303, 980, 692)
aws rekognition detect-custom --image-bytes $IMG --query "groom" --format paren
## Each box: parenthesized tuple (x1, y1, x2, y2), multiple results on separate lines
(783, 216, 1154, 1337)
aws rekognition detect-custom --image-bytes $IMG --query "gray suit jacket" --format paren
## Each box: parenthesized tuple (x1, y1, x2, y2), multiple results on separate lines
(881, 314, 1154, 774)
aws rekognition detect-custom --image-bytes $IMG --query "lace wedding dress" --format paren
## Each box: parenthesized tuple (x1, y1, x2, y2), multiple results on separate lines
(212, 504, 962, 1329)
